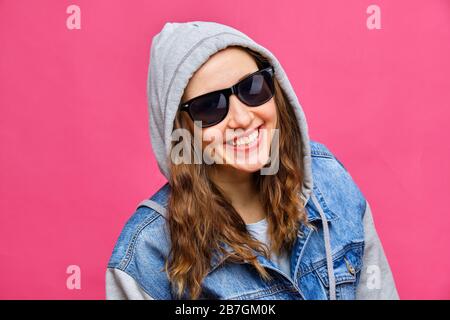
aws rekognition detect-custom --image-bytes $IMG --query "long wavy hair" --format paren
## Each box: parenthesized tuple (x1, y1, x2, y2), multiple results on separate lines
(164, 46, 310, 299)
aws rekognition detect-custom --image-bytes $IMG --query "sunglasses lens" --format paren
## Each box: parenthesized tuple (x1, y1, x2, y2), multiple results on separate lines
(189, 92, 228, 127)
(237, 69, 274, 106)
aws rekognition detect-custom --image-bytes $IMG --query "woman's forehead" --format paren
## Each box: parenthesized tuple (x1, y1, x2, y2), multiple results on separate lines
(184, 48, 259, 99)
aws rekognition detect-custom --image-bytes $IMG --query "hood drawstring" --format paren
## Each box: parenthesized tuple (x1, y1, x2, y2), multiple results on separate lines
(311, 193, 336, 300)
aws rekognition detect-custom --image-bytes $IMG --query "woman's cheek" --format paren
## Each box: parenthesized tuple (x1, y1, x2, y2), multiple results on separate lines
(262, 101, 278, 123)
(201, 127, 225, 150)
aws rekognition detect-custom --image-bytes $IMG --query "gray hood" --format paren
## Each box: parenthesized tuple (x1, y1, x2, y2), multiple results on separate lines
(146, 21, 313, 204)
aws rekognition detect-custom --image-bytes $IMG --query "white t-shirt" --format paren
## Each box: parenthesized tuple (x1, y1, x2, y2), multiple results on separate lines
(245, 218, 292, 280)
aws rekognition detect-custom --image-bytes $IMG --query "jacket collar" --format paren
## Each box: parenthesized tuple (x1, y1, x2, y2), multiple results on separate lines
(305, 185, 339, 223)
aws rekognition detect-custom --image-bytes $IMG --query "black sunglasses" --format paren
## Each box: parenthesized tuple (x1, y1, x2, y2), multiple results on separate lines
(179, 65, 275, 128)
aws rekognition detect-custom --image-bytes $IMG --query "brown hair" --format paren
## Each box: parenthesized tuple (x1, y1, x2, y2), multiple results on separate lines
(164, 46, 310, 299)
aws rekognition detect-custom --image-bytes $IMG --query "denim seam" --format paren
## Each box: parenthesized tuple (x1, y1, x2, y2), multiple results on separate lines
(298, 241, 364, 276)
(292, 226, 314, 284)
(312, 184, 339, 222)
(316, 270, 357, 288)
(310, 142, 333, 158)
(227, 283, 298, 300)
(118, 210, 163, 270)
(311, 152, 333, 159)
(312, 241, 364, 270)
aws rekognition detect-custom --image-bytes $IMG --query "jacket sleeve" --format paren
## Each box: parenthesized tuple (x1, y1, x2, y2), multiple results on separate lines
(105, 267, 155, 300)
(356, 200, 400, 300)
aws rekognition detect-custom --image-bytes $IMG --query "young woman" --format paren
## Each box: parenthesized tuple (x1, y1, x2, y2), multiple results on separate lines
(106, 21, 399, 300)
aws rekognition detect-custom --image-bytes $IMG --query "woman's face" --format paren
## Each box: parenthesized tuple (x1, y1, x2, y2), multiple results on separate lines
(181, 47, 278, 173)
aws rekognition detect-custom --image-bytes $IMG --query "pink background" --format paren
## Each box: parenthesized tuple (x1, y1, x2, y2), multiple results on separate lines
(1, 0, 449, 299)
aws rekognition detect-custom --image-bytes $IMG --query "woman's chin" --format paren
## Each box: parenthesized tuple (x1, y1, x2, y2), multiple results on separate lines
(226, 162, 266, 173)
(219, 149, 271, 173)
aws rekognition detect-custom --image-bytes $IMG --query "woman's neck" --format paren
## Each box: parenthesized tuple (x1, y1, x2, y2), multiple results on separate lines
(209, 166, 266, 224)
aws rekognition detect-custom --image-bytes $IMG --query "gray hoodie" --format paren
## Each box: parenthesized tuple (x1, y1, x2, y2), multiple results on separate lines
(105, 20, 399, 300)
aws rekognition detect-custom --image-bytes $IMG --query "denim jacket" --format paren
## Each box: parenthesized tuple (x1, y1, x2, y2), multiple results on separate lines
(105, 140, 399, 300)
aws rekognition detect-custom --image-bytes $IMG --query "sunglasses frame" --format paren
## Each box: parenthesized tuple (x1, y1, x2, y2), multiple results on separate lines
(179, 64, 275, 128)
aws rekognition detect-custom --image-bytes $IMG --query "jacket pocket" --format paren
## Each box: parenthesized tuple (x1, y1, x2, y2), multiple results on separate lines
(314, 242, 364, 300)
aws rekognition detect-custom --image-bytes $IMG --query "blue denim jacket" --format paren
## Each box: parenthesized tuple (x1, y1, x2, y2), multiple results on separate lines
(105, 141, 399, 300)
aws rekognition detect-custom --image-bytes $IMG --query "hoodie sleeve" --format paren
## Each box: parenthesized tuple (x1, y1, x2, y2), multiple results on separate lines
(105, 267, 155, 300)
(356, 200, 400, 300)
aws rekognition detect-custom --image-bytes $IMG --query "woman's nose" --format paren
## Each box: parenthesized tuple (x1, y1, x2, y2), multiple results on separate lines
(226, 95, 254, 127)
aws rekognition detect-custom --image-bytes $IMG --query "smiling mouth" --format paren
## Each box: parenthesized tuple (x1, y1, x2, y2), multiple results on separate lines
(225, 124, 264, 150)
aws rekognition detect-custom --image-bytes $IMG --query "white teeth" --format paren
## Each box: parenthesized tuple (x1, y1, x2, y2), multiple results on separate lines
(229, 129, 259, 146)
